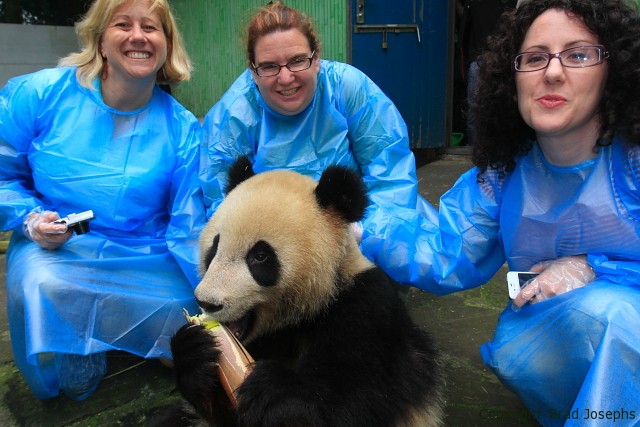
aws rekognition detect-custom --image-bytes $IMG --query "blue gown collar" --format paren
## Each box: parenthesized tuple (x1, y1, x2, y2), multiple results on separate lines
(77, 75, 157, 116)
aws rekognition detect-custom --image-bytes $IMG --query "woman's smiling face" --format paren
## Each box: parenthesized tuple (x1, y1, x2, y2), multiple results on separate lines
(100, 0, 167, 85)
(251, 29, 320, 116)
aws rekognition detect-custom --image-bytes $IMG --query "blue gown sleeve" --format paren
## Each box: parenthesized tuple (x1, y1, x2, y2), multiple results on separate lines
(200, 71, 258, 218)
(0, 75, 47, 232)
(334, 65, 473, 285)
(361, 167, 508, 294)
(165, 103, 207, 287)
(335, 64, 420, 214)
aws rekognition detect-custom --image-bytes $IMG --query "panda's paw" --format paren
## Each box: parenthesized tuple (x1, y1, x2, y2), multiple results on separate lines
(171, 324, 222, 407)
(171, 323, 221, 369)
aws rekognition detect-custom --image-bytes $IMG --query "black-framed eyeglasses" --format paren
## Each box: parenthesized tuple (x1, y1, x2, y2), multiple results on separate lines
(513, 45, 609, 72)
(252, 50, 316, 77)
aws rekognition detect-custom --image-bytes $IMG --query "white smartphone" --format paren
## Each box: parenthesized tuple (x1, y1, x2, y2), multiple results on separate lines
(506, 271, 539, 299)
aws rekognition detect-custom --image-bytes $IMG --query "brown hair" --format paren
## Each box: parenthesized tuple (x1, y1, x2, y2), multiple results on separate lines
(58, 0, 192, 88)
(246, 1, 321, 65)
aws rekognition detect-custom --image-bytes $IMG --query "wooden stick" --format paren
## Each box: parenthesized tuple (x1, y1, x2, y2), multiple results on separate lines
(209, 323, 255, 407)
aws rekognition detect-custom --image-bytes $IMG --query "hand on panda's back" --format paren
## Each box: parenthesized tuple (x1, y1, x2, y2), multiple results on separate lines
(170, 324, 223, 414)
(350, 221, 363, 244)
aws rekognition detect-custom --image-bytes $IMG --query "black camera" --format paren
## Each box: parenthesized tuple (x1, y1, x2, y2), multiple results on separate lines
(53, 210, 95, 235)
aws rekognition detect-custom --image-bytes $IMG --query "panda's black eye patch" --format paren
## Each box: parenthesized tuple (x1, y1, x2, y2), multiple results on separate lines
(204, 234, 220, 267)
(246, 240, 280, 287)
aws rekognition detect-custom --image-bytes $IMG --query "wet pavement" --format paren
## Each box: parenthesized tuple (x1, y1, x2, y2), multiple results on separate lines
(0, 153, 540, 426)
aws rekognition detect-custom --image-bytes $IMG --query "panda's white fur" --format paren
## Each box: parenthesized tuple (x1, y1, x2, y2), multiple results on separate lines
(171, 157, 444, 427)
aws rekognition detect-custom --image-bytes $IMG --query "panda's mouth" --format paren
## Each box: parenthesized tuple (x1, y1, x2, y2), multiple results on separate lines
(223, 310, 255, 342)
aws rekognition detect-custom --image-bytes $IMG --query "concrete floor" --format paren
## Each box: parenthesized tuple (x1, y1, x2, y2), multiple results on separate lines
(0, 155, 540, 426)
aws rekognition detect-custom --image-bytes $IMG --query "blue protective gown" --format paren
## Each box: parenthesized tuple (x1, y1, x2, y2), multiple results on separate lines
(0, 67, 205, 399)
(200, 60, 424, 232)
(362, 140, 640, 426)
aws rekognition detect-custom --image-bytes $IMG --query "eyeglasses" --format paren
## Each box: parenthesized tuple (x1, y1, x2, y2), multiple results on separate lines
(513, 45, 609, 72)
(252, 51, 316, 77)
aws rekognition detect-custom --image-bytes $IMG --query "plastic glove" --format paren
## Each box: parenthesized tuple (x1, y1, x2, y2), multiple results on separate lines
(350, 221, 364, 244)
(513, 255, 595, 309)
(23, 208, 72, 250)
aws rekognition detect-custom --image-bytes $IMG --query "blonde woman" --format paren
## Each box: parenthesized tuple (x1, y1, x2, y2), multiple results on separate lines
(0, 0, 205, 400)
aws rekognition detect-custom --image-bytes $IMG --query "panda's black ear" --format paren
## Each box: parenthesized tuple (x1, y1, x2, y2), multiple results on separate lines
(224, 156, 255, 195)
(315, 166, 369, 223)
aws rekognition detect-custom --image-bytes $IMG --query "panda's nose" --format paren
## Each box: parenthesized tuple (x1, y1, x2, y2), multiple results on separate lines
(198, 299, 223, 313)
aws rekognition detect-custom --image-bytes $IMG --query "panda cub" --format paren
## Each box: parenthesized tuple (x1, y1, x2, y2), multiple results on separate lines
(171, 157, 444, 427)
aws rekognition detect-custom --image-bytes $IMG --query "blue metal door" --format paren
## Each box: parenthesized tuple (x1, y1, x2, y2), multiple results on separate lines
(350, 0, 450, 149)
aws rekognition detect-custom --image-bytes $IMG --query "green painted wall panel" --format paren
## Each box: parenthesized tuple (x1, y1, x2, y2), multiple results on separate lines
(171, 0, 348, 117)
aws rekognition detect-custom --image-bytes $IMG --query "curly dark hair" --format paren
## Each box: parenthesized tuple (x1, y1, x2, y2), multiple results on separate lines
(470, 0, 640, 176)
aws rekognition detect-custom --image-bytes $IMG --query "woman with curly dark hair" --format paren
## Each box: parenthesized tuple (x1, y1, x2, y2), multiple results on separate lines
(471, 0, 640, 174)
(361, 1, 640, 424)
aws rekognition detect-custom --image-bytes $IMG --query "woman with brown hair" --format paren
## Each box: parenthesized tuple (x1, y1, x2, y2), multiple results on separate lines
(201, 1, 426, 277)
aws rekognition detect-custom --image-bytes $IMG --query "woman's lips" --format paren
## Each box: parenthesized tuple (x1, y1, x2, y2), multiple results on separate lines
(538, 94, 567, 108)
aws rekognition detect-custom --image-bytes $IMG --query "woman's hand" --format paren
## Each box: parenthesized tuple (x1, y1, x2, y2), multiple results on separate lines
(24, 210, 72, 250)
(513, 255, 595, 308)
(350, 221, 364, 244)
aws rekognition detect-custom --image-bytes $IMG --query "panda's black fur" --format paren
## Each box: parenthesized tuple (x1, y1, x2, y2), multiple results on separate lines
(170, 157, 444, 427)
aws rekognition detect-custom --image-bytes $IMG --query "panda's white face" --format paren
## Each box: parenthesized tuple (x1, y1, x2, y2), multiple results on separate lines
(195, 169, 365, 344)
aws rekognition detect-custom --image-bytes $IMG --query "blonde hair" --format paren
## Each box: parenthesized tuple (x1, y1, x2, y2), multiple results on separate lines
(58, 0, 192, 88)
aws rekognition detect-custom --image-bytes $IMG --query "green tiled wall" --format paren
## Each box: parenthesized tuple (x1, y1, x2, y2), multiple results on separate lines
(171, 0, 348, 117)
